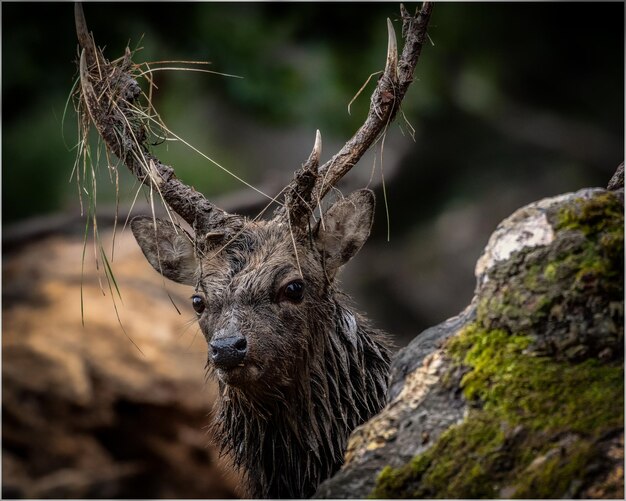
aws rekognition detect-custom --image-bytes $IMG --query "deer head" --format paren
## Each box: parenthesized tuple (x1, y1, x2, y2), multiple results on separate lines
(130, 189, 375, 392)
(74, 2, 432, 395)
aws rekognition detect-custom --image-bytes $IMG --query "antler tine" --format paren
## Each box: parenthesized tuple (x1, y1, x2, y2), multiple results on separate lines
(74, 2, 242, 243)
(276, 130, 322, 228)
(75, 3, 96, 67)
(306, 129, 323, 171)
(384, 18, 399, 86)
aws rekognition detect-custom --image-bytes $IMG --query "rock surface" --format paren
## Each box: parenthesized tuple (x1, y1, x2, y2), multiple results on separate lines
(2, 230, 240, 498)
(315, 182, 624, 498)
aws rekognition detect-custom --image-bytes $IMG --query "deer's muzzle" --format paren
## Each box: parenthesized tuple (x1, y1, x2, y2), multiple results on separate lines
(210, 333, 247, 369)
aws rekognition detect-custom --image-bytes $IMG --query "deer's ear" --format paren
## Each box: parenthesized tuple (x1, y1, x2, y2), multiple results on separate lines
(130, 216, 198, 285)
(314, 189, 375, 277)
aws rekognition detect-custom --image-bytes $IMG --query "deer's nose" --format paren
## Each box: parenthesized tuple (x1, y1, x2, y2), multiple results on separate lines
(210, 335, 247, 369)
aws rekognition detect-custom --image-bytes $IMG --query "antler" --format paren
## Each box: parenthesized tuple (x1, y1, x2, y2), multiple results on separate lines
(74, 3, 243, 241)
(75, 2, 432, 240)
(279, 2, 433, 228)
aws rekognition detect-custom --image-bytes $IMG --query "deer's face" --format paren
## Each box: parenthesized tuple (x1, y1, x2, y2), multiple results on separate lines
(131, 190, 375, 396)
(190, 223, 331, 392)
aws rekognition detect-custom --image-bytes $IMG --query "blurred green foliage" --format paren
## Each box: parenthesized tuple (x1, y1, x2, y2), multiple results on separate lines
(2, 2, 623, 224)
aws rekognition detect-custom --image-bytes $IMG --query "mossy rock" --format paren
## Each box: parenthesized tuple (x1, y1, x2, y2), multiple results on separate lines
(367, 188, 624, 499)
(477, 189, 623, 361)
(372, 326, 623, 498)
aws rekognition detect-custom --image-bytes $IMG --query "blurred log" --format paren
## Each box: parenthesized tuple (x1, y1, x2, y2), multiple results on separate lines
(2, 229, 242, 498)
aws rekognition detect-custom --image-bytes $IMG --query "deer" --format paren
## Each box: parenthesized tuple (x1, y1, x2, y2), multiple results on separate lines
(74, 2, 433, 498)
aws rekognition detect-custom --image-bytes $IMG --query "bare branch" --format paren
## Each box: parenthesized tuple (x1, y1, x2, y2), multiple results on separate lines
(74, 2, 242, 243)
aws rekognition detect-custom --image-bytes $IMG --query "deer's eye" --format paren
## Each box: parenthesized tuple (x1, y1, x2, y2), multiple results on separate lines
(191, 294, 205, 314)
(279, 280, 305, 303)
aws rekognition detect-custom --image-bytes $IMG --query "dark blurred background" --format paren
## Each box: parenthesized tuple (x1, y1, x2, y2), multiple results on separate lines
(2, 2, 624, 498)
(3, 1, 624, 341)
(3, 1, 625, 340)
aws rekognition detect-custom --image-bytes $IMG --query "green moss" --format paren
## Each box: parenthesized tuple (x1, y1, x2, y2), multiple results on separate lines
(450, 326, 623, 433)
(552, 192, 624, 290)
(555, 191, 624, 238)
(477, 191, 623, 360)
(542, 262, 558, 281)
(513, 438, 594, 499)
(371, 324, 623, 499)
